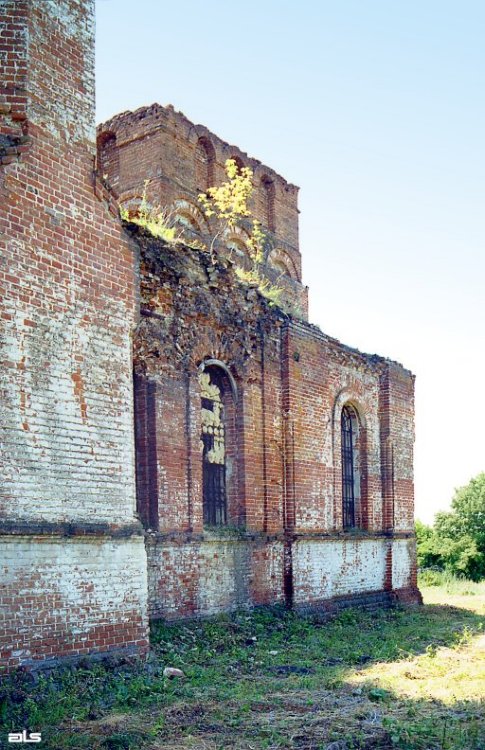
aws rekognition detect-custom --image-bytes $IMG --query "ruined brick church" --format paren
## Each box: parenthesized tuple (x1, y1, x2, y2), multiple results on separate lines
(0, 0, 420, 672)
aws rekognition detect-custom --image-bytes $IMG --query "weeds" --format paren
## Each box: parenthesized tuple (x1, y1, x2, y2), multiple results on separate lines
(418, 569, 485, 595)
(1, 586, 484, 749)
(120, 183, 179, 244)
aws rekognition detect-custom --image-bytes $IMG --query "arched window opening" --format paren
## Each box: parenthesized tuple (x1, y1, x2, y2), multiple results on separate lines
(268, 249, 300, 281)
(199, 365, 237, 526)
(195, 137, 216, 191)
(261, 175, 275, 232)
(119, 196, 143, 220)
(133, 372, 159, 531)
(269, 259, 289, 278)
(341, 404, 360, 530)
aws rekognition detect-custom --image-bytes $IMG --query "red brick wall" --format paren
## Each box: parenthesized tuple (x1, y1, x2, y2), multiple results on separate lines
(132, 233, 288, 618)
(281, 320, 419, 604)
(0, 0, 148, 672)
(0, 0, 28, 154)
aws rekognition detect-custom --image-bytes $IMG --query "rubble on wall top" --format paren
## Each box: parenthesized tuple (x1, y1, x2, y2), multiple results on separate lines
(288, 318, 413, 377)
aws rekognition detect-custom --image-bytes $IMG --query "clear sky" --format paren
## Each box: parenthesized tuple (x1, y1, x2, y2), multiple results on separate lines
(96, 0, 484, 524)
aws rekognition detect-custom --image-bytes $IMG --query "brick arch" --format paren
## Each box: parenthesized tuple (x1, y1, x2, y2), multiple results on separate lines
(188, 334, 252, 385)
(118, 191, 146, 219)
(195, 136, 216, 191)
(225, 237, 251, 269)
(268, 248, 300, 281)
(171, 198, 210, 234)
(332, 389, 368, 430)
(118, 182, 161, 215)
(223, 224, 252, 267)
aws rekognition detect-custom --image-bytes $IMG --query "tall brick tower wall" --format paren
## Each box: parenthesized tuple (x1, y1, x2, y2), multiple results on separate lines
(0, 0, 148, 671)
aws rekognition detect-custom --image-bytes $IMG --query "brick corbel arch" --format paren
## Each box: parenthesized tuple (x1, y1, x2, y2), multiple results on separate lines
(267, 248, 300, 281)
(171, 198, 211, 234)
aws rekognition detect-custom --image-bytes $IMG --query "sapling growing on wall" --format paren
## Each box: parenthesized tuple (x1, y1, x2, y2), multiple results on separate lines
(198, 159, 282, 305)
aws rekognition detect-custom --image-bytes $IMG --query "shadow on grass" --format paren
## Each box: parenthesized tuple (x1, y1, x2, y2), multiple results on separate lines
(0, 600, 483, 750)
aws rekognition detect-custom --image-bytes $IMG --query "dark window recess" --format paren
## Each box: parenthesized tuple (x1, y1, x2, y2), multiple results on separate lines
(341, 405, 356, 530)
(202, 433, 227, 526)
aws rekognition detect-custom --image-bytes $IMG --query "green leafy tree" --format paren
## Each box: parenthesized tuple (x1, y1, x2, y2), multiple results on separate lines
(416, 472, 485, 581)
(450, 471, 485, 549)
(415, 520, 442, 570)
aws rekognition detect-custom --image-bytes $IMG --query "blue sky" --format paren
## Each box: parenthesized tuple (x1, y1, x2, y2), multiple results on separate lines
(96, 0, 484, 523)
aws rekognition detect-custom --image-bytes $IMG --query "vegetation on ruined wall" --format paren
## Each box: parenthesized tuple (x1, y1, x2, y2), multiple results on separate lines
(120, 163, 283, 307)
(2, 586, 483, 749)
(119, 184, 179, 244)
(416, 471, 485, 582)
(198, 158, 282, 306)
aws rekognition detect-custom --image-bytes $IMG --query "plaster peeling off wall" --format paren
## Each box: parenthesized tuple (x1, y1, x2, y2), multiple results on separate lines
(0, 536, 148, 670)
(292, 539, 387, 605)
(0, 302, 136, 525)
(146, 540, 285, 619)
(392, 538, 413, 590)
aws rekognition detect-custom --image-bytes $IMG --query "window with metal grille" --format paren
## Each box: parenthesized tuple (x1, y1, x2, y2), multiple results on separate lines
(199, 368, 228, 526)
(341, 404, 358, 529)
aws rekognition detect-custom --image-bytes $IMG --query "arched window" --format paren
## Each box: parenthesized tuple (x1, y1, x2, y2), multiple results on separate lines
(261, 175, 275, 232)
(195, 137, 216, 191)
(268, 249, 300, 282)
(199, 364, 237, 526)
(341, 404, 360, 530)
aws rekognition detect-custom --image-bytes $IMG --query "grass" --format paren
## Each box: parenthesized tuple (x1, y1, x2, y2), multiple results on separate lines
(0, 580, 484, 750)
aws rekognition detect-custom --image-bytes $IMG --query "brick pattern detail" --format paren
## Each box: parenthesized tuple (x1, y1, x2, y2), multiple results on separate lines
(0, 536, 148, 670)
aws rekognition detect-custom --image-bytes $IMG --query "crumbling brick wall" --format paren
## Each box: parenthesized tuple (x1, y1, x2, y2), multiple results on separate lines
(130, 226, 420, 620)
(0, 0, 148, 672)
(131, 227, 287, 617)
(97, 105, 309, 318)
